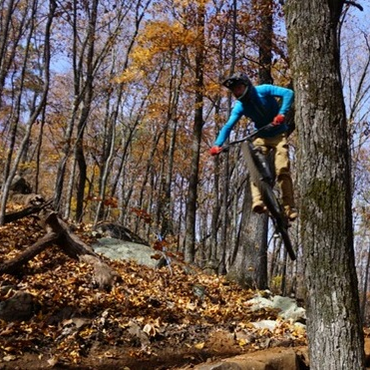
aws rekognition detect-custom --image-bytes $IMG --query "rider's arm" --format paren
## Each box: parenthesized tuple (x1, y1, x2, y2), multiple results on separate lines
(265, 85, 294, 115)
(214, 102, 244, 147)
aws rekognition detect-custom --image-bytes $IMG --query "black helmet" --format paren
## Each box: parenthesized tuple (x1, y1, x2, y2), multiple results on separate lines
(222, 72, 253, 102)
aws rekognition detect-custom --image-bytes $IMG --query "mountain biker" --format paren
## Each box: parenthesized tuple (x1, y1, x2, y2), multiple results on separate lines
(209, 72, 297, 221)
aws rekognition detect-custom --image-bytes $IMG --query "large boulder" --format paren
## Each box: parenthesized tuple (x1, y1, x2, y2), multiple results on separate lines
(246, 291, 306, 323)
(93, 222, 149, 245)
(92, 237, 158, 268)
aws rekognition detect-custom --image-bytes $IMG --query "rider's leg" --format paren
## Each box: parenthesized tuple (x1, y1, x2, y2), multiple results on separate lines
(278, 175, 297, 221)
(251, 138, 269, 214)
(274, 134, 298, 221)
(251, 182, 266, 213)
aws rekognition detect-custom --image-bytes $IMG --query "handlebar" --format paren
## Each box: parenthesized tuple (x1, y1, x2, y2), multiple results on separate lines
(222, 123, 275, 152)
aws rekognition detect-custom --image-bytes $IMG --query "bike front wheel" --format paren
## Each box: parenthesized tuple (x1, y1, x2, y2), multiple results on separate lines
(258, 180, 296, 261)
(241, 142, 296, 261)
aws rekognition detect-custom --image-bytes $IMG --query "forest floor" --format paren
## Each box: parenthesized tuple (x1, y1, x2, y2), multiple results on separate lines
(0, 212, 309, 369)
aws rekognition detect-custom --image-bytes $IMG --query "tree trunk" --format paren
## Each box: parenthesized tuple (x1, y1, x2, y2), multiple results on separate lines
(216, 0, 236, 274)
(0, 0, 18, 105)
(74, 0, 98, 222)
(360, 241, 370, 323)
(210, 99, 222, 265)
(159, 65, 184, 238)
(0, 0, 56, 224)
(184, 1, 205, 263)
(253, 0, 273, 288)
(227, 181, 268, 288)
(255, 0, 273, 85)
(285, 1, 365, 368)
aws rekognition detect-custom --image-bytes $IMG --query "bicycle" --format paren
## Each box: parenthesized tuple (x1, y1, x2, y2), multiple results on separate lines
(222, 124, 296, 261)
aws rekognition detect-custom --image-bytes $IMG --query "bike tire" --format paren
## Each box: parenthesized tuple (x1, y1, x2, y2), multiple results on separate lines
(258, 180, 296, 261)
(276, 221, 296, 261)
(241, 142, 296, 261)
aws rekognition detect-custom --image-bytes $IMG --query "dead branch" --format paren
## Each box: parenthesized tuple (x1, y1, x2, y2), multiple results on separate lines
(0, 232, 59, 274)
(43, 212, 120, 289)
(0, 211, 119, 289)
(3, 199, 53, 224)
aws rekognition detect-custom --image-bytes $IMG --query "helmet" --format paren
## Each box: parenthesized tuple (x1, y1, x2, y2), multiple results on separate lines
(222, 72, 253, 102)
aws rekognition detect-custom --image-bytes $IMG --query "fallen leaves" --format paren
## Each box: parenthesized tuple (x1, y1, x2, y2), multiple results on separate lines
(0, 217, 308, 368)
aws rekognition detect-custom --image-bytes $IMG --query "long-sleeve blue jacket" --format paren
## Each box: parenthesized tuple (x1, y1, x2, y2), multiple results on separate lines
(214, 84, 294, 146)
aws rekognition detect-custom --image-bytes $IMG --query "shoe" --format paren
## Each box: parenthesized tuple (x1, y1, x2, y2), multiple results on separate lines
(284, 205, 298, 221)
(252, 202, 267, 214)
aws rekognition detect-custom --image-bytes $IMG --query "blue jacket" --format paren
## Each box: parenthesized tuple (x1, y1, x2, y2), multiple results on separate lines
(214, 84, 294, 146)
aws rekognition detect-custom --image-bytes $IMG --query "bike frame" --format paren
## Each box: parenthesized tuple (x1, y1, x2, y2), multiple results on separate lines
(223, 124, 296, 261)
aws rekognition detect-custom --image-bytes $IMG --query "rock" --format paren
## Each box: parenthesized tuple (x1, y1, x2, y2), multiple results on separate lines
(195, 347, 300, 370)
(271, 296, 306, 322)
(93, 222, 149, 245)
(92, 238, 158, 268)
(246, 292, 306, 324)
(251, 320, 278, 331)
(0, 291, 38, 322)
(9, 175, 32, 194)
(196, 338, 370, 370)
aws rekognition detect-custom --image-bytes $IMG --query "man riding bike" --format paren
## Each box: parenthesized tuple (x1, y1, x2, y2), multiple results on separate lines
(210, 72, 297, 222)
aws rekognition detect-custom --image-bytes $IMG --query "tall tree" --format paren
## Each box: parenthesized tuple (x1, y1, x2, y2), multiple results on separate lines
(184, 0, 206, 262)
(0, 0, 56, 224)
(74, 0, 99, 222)
(218, 0, 236, 274)
(255, 0, 273, 84)
(285, 1, 365, 368)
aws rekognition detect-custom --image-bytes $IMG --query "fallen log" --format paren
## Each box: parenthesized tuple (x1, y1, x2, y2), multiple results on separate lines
(3, 199, 52, 224)
(0, 232, 58, 274)
(43, 212, 119, 289)
(0, 211, 119, 289)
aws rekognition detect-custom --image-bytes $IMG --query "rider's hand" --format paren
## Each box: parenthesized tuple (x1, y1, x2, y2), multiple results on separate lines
(272, 114, 285, 126)
(209, 146, 223, 156)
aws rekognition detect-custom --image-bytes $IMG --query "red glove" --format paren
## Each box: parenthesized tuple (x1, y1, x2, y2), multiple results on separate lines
(272, 114, 285, 126)
(209, 146, 223, 156)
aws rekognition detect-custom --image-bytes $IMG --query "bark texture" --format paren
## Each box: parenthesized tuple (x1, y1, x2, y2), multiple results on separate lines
(285, 1, 365, 369)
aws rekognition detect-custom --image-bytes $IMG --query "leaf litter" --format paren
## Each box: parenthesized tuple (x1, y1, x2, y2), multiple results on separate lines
(0, 216, 307, 369)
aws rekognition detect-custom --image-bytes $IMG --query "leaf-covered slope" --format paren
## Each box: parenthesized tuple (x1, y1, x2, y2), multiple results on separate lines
(0, 216, 307, 368)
